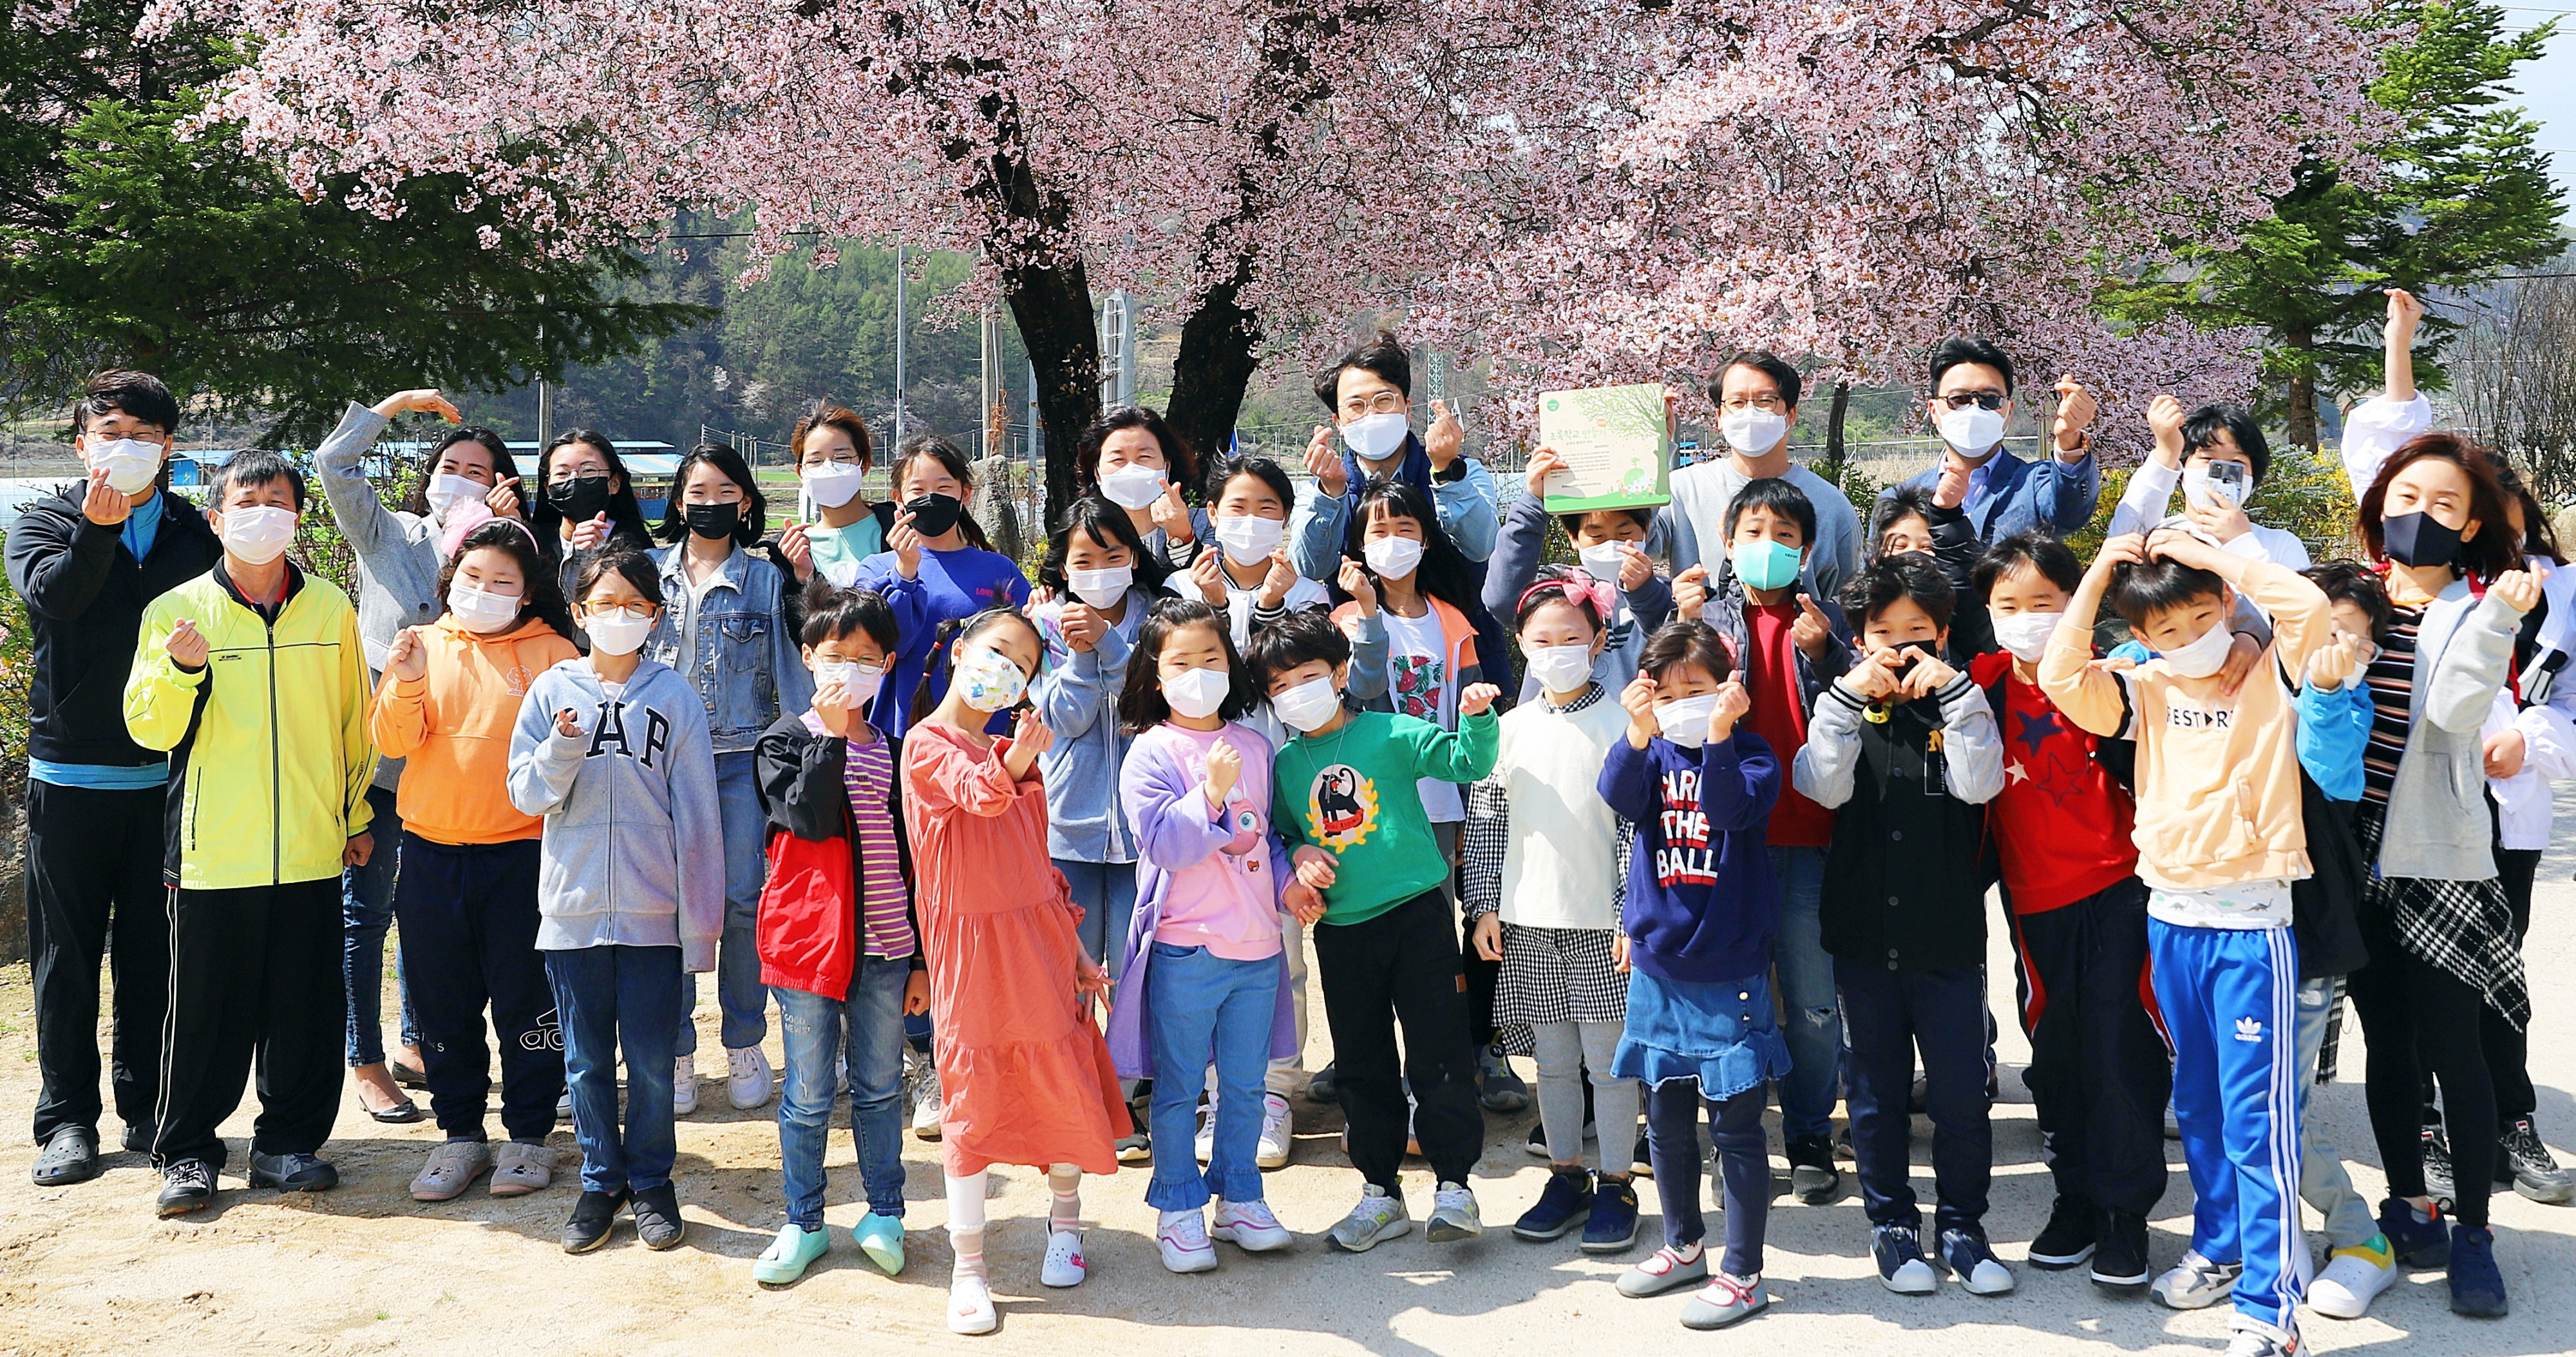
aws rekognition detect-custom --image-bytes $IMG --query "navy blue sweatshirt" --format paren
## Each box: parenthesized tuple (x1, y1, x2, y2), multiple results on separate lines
(1598, 732, 1783, 984)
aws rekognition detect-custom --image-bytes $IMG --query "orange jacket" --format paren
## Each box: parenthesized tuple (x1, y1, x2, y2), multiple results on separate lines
(370, 615, 580, 845)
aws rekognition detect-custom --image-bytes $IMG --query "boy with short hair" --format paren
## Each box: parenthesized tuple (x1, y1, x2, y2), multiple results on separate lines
(1968, 533, 2166, 1289)
(1794, 553, 2010, 1297)
(1671, 477, 1853, 1202)
(2040, 529, 2334, 1357)
(125, 450, 378, 1216)
(1249, 610, 1500, 1253)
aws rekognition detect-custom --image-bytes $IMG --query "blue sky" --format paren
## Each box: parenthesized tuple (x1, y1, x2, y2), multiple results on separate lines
(2501, 6, 2575, 211)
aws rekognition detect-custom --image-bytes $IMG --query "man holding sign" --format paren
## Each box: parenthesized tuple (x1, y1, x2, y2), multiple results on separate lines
(1659, 352, 1862, 603)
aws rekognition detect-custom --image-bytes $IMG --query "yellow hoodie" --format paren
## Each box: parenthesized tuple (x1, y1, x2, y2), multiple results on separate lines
(125, 564, 377, 891)
(370, 614, 580, 846)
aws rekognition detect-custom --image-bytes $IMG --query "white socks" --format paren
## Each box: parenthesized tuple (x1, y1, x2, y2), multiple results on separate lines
(1047, 1163, 1082, 1233)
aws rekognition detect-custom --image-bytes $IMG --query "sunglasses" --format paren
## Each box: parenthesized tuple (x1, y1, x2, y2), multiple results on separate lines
(1937, 391, 2008, 411)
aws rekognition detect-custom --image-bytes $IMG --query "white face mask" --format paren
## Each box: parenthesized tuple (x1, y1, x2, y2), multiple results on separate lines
(446, 582, 523, 634)
(1718, 407, 1788, 455)
(1525, 643, 1595, 695)
(1363, 535, 1425, 581)
(424, 473, 484, 519)
(1935, 403, 2008, 455)
(1577, 542, 1630, 580)
(2161, 618, 2236, 679)
(1097, 462, 1168, 511)
(585, 612, 652, 656)
(88, 437, 164, 495)
(1340, 410, 1410, 462)
(1990, 611, 2064, 664)
(1215, 513, 1285, 567)
(813, 658, 885, 693)
(1654, 694, 1721, 748)
(1161, 666, 1230, 721)
(802, 461, 867, 509)
(217, 504, 298, 565)
(1066, 565, 1133, 609)
(956, 645, 1030, 712)
(1271, 674, 1343, 733)
(2181, 463, 2248, 509)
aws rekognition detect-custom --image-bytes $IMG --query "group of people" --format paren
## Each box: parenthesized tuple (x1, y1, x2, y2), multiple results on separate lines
(11, 290, 2571, 1352)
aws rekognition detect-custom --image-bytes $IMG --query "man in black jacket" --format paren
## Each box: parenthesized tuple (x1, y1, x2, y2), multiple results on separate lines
(5, 370, 223, 1186)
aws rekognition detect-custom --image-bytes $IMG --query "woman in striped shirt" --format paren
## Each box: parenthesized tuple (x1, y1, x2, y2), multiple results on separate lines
(749, 582, 931, 1286)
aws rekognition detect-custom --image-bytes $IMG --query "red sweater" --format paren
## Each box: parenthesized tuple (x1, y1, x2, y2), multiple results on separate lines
(1970, 650, 2138, 914)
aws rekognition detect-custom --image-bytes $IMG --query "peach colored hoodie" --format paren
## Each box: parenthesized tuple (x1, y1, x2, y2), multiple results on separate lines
(370, 614, 578, 845)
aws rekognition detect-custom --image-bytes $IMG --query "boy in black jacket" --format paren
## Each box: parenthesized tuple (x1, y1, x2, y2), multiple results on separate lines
(1792, 554, 2009, 1297)
(4, 370, 222, 1187)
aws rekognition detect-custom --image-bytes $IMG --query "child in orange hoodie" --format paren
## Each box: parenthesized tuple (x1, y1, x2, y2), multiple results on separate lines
(370, 520, 580, 1202)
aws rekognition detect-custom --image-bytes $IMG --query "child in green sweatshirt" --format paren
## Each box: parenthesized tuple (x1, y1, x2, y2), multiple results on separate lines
(1249, 610, 1499, 1255)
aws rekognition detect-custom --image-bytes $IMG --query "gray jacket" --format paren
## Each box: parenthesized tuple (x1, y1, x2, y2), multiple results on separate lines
(508, 658, 725, 970)
(2380, 580, 2522, 881)
(315, 402, 442, 790)
(1032, 589, 1148, 864)
(1792, 672, 2006, 809)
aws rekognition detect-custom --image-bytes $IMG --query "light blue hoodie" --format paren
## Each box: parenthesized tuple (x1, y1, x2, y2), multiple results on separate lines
(508, 656, 726, 970)
(1030, 588, 1149, 863)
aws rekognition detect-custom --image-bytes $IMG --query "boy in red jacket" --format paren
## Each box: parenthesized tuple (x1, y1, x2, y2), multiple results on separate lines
(1969, 533, 2167, 1291)
(752, 582, 929, 1284)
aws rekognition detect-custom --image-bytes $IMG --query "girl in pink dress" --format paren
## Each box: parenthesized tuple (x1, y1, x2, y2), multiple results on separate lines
(902, 607, 1129, 1334)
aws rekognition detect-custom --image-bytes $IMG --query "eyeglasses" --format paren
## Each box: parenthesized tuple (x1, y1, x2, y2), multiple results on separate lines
(582, 602, 657, 621)
(1937, 391, 2007, 411)
(1339, 391, 1406, 419)
(1718, 395, 1786, 413)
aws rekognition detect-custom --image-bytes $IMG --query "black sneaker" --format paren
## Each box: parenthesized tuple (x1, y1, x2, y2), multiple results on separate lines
(1786, 1134, 1839, 1205)
(2498, 1118, 2575, 1204)
(1526, 1116, 1595, 1159)
(246, 1151, 339, 1193)
(563, 1188, 628, 1253)
(2448, 1222, 2508, 1318)
(32, 1126, 100, 1187)
(2421, 1125, 2456, 1204)
(2027, 1195, 2096, 1270)
(2090, 1207, 2151, 1288)
(119, 1122, 156, 1157)
(1477, 1040, 1532, 1113)
(1832, 1126, 1855, 1162)
(631, 1183, 687, 1250)
(156, 1159, 216, 1217)
(1628, 1127, 1654, 1178)
(1305, 1061, 1339, 1105)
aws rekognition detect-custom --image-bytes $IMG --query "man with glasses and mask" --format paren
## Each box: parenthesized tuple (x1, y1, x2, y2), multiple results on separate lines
(1660, 350, 1862, 603)
(8, 370, 223, 1189)
(1890, 337, 2101, 545)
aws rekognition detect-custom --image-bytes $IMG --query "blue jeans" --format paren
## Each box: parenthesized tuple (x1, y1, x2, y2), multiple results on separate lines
(681, 750, 771, 1054)
(1144, 942, 1278, 1211)
(1056, 857, 1140, 979)
(775, 961, 912, 1226)
(1767, 845, 1838, 1139)
(344, 784, 419, 1067)
(547, 944, 684, 1195)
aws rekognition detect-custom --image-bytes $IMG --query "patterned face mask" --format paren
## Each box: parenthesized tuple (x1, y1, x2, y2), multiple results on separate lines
(955, 643, 1029, 712)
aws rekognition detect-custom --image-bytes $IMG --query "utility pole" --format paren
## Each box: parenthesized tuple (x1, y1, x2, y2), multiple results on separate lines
(980, 305, 1001, 460)
(893, 240, 909, 448)
(535, 291, 554, 448)
(1028, 360, 1043, 466)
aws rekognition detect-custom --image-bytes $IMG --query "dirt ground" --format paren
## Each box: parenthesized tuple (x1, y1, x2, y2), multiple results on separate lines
(8, 842, 2576, 1356)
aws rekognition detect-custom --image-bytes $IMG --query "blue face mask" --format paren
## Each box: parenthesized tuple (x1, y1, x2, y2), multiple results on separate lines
(1732, 538, 1804, 592)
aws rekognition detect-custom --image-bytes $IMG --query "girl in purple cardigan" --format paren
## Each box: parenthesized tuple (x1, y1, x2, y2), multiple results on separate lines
(1106, 600, 1320, 1275)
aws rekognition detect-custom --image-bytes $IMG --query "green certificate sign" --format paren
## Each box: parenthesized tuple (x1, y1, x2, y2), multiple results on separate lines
(1537, 384, 1672, 512)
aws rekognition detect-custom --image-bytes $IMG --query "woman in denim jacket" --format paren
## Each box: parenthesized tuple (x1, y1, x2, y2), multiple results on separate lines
(648, 442, 814, 1117)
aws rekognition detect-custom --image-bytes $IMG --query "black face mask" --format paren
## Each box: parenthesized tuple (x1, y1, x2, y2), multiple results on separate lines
(685, 500, 742, 542)
(2382, 510, 2463, 570)
(902, 492, 965, 540)
(549, 474, 612, 523)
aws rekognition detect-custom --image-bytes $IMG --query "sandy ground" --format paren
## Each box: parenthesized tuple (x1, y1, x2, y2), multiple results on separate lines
(9, 841, 2576, 1357)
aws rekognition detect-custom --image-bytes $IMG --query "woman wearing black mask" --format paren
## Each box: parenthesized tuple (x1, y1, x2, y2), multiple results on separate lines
(640, 441, 812, 1118)
(2338, 432, 2540, 1319)
(851, 434, 1031, 739)
(533, 430, 656, 641)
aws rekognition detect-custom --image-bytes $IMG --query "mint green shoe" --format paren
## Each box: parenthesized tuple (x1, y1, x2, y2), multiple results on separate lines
(855, 1211, 906, 1275)
(753, 1222, 831, 1286)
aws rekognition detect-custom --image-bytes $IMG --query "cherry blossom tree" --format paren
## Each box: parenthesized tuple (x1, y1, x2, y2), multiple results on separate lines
(148, 0, 2390, 514)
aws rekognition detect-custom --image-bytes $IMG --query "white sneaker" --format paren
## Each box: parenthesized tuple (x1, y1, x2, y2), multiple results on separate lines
(1157, 1208, 1219, 1273)
(726, 1045, 775, 1110)
(947, 1275, 998, 1335)
(2308, 1238, 2398, 1319)
(911, 1061, 943, 1141)
(555, 1089, 573, 1123)
(1328, 1185, 1412, 1252)
(1195, 1097, 1217, 1164)
(673, 1055, 699, 1116)
(2222, 1319, 2300, 1357)
(2152, 1251, 2243, 1310)
(1212, 1197, 1293, 1251)
(1426, 1180, 1483, 1242)
(1255, 1093, 1293, 1169)
(1040, 1228, 1087, 1287)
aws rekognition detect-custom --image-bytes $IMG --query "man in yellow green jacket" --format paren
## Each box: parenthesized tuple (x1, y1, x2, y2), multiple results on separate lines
(123, 450, 377, 1217)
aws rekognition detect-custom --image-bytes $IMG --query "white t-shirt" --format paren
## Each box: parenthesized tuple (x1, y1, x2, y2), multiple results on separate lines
(1382, 605, 1463, 823)
(1224, 575, 1329, 649)
(2146, 877, 2294, 930)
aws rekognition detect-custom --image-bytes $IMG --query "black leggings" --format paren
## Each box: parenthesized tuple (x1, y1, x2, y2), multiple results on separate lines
(2421, 844, 2540, 1135)
(2347, 935, 2497, 1226)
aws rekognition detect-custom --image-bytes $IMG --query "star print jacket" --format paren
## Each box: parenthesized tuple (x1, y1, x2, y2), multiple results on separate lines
(1969, 650, 2140, 915)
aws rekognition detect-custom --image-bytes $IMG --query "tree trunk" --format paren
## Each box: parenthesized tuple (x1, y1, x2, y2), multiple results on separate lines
(1822, 381, 1852, 486)
(2284, 324, 2319, 453)
(999, 261, 1102, 533)
(1164, 262, 1262, 487)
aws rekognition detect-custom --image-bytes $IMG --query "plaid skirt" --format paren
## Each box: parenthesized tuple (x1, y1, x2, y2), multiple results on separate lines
(1492, 924, 1629, 1053)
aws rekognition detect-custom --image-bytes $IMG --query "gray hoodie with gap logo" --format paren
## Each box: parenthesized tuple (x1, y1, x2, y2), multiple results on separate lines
(508, 656, 724, 971)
